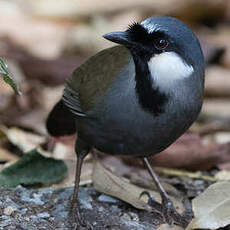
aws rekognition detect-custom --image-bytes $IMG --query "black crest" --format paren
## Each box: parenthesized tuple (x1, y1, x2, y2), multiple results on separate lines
(127, 23, 149, 42)
(127, 22, 167, 45)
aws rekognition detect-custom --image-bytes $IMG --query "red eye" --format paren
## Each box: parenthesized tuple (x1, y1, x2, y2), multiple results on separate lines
(154, 39, 168, 50)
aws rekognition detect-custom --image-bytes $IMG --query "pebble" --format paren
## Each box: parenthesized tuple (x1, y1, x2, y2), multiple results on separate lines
(37, 212, 50, 219)
(120, 213, 132, 221)
(98, 206, 104, 212)
(21, 208, 28, 215)
(3, 206, 15, 216)
(128, 212, 139, 221)
(98, 194, 118, 204)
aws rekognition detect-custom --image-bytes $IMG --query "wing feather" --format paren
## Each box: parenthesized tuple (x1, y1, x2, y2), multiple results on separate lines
(62, 45, 131, 116)
(62, 84, 86, 117)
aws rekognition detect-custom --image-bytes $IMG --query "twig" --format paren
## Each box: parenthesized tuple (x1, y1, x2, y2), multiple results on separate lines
(154, 167, 217, 182)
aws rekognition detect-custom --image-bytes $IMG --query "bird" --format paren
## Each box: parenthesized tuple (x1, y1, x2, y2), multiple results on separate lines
(46, 16, 205, 229)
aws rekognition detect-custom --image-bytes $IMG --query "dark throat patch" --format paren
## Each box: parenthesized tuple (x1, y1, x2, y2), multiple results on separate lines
(132, 55, 168, 116)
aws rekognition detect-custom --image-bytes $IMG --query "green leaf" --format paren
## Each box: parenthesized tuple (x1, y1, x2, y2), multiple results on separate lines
(0, 58, 21, 95)
(0, 149, 67, 187)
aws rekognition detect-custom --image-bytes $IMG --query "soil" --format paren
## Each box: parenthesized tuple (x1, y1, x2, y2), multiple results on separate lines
(0, 185, 165, 230)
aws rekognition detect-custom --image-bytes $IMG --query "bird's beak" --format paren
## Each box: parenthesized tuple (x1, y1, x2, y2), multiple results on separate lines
(103, 32, 131, 46)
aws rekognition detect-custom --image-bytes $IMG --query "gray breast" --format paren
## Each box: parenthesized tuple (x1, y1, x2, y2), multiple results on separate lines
(76, 60, 203, 157)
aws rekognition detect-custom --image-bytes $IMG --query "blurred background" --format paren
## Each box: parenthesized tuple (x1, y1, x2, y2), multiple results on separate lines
(1, 0, 230, 175)
(1, 2, 230, 228)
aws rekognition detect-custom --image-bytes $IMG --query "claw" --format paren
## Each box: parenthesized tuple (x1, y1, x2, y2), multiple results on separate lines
(139, 191, 188, 227)
(139, 190, 157, 206)
(162, 197, 175, 225)
(139, 190, 162, 215)
(139, 190, 152, 200)
(68, 205, 93, 230)
(161, 197, 188, 227)
(142, 158, 188, 227)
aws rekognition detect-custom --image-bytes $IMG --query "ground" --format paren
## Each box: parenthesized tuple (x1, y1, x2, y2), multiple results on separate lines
(0, 185, 168, 230)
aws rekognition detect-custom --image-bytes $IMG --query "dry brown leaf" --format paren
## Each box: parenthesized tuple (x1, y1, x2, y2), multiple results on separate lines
(92, 160, 185, 213)
(199, 37, 225, 65)
(197, 119, 230, 137)
(214, 132, 230, 144)
(65, 13, 142, 54)
(0, 147, 19, 162)
(205, 66, 230, 97)
(51, 160, 93, 188)
(0, 12, 69, 59)
(2, 127, 45, 152)
(204, 25, 230, 68)
(218, 162, 230, 170)
(0, 125, 7, 139)
(150, 133, 230, 171)
(24, 0, 225, 21)
(52, 143, 74, 159)
(215, 170, 230, 181)
(38, 140, 76, 162)
(186, 182, 230, 230)
(202, 99, 230, 118)
(23, 0, 186, 17)
(0, 80, 14, 111)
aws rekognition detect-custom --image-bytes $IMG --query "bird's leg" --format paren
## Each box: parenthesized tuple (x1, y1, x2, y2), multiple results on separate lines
(68, 139, 92, 230)
(69, 154, 85, 224)
(143, 157, 183, 226)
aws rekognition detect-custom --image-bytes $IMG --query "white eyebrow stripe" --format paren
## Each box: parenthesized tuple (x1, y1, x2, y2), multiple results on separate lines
(148, 51, 194, 91)
(141, 22, 168, 34)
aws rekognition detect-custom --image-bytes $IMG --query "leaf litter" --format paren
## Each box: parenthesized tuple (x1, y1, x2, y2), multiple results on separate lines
(186, 182, 230, 230)
(1, 1, 230, 229)
(92, 160, 185, 214)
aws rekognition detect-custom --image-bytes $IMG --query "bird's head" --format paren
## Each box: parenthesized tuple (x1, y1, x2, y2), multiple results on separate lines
(103, 16, 203, 67)
(103, 16, 204, 89)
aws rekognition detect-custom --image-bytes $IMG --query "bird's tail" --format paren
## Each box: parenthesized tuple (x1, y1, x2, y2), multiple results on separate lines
(46, 100, 77, 137)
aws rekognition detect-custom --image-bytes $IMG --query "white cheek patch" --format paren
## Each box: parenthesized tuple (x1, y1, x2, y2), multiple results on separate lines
(148, 52, 194, 90)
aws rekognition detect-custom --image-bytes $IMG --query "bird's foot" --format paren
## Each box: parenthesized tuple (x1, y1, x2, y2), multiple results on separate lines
(140, 191, 162, 215)
(161, 196, 177, 225)
(141, 191, 187, 227)
(161, 196, 188, 227)
(67, 206, 93, 230)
